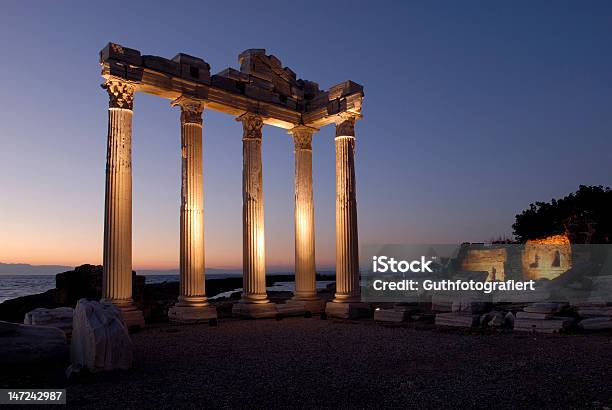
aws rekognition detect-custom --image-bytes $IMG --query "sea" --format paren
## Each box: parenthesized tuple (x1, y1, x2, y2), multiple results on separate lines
(0, 274, 334, 304)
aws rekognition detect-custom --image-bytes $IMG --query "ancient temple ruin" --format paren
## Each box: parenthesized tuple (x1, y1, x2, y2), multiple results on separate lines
(98, 43, 365, 326)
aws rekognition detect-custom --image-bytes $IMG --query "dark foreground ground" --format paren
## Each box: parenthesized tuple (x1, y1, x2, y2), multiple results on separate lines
(2, 318, 612, 409)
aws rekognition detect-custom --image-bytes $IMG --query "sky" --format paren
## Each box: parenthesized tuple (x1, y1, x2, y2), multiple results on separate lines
(0, 1, 611, 271)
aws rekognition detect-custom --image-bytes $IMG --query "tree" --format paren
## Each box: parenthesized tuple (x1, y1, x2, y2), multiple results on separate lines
(512, 185, 612, 243)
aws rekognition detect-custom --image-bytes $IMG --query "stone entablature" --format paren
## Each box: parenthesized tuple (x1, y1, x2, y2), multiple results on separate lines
(100, 43, 363, 129)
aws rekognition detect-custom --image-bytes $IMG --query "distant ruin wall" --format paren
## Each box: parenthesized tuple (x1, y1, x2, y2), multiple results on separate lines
(522, 234, 572, 280)
(460, 248, 507, 281)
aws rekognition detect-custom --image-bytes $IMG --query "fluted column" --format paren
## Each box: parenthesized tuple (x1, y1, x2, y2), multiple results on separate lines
(101, 77, 143, 328)
(289, 126, 319, 301)
(168, 97, 216, 323)
(333, 113, 360, 303)
(232, 113, 277, 318)
(239, 113, 268, 303)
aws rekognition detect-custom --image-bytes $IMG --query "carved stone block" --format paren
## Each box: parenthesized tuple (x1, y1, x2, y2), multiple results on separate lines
(100, 42, 141, 66)
(142, 55, 181, 77)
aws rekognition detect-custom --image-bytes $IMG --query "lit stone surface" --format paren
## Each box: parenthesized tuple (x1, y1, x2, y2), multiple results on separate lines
(326, 113, 363, 318)
(289, 125, 319, 302)
(233, 113, 277, 318)
(168, 97, 217, 323)
(101, 78, 144, 329)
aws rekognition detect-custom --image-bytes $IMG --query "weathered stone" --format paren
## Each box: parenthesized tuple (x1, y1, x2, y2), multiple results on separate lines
(325, 302, 371, 319)
(374, 309, 410, 323)
(435, 312, 479, 328)
(514, 317, 573, 333)
(142, 55, 180, 76)
(576, 307, 612, 317)
(578, 317, 612, 330)
(523, 302, 567, 314)
(0, 321, 67, 365)
(232, 302, 278, 319)
(24, 307, 73, 335)
(68, 299, 133, 374)
(516, 311, 554, 320)
(100, 42, 142, 66)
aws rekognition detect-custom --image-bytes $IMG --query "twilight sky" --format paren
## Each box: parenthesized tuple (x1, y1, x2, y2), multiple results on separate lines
(1, 1, 611, 270)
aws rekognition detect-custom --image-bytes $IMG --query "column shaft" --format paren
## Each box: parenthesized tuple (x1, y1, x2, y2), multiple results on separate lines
(102, 79, 135, 308)
(334, 116, 360, 302)
(177, 101, 207, 306)
(240, 113, 269, 303)
(291, 126, 318, 300)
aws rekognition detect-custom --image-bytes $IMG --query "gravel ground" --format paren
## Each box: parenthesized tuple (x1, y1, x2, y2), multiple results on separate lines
(3, 318, 612, 409)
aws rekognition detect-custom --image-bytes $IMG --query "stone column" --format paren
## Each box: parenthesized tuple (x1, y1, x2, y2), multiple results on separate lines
(285, 125, 323, 313)
(101, 78, 144, 329)
(326, 113, 368, 319)
(168, 97, 217, 323)
(232, 113, 277, 318)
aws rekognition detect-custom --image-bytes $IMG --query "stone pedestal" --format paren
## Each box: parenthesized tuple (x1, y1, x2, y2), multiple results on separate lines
(279, 298, 325, 315)
(234, 113, 276, 318)
(169, 97, 217, 323)
(168, 305, 217, 323)
(101, 78, 144, 329)
(325, 302, 371, 319)
(232, 302, 278, 319)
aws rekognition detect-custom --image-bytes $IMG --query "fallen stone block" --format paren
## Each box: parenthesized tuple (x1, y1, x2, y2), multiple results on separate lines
(374, 309, 410, 323)
(24, 307, 73, 336)
(516, 311, 554, 320)
(68, 299, 133, 374)
(325, 302, 371, 319)
(576, 307, 612, 318)
(0, 321, 67, 365)
(514, 317, 573, 333)
(435, 312, 479, 328)
(523, 302, 567, 314)
(578, 317, 612, 330)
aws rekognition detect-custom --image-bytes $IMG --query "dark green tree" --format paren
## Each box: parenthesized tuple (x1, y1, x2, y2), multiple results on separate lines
(513, 185, 612, 244)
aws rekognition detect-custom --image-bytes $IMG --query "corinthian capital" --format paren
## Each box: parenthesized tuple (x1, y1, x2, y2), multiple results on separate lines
(237, 113, 264, 140)
(334, 112, 362, 138)
(102, 78, 135, 110)
(288, 125, 317, 150)
(172, 96, 205, 125)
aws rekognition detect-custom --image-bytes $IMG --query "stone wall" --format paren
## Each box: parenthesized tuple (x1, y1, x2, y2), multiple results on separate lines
(460, 248, 507, 281)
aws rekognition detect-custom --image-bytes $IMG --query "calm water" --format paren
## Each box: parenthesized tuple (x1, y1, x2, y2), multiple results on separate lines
(0, 274, 333, 304)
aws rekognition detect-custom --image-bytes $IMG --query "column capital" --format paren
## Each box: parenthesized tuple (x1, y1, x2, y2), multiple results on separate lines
(334, 112, 361, 138)
(288, 125, 318, 150)
(172, 96, 206, 125)
(102, 77, 135, 110)
(237, 112, 264, 140)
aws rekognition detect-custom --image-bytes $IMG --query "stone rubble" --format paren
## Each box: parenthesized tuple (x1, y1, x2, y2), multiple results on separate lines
(573, 300, 612, 330)
(24, 306, 73, 337)
(514, 302, 573, 333)
(68, 299, 133, 375)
